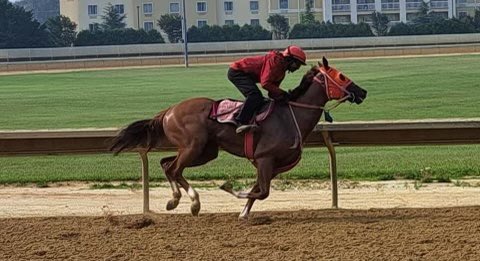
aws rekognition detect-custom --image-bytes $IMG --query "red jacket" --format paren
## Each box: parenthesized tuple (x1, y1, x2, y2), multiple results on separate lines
(230, 51, 288, 97)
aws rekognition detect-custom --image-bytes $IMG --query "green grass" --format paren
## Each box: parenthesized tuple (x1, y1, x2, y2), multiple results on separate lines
(1, 54, 480, 184)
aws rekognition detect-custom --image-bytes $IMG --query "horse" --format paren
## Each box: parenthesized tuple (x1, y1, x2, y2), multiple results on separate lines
(110, 57, 367, 220)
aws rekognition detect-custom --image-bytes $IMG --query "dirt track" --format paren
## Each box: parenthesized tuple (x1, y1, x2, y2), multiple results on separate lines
(1, 181, 480, 260)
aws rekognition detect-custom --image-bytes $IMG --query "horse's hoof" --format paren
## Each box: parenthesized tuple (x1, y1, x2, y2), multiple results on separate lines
(191, 201, 201, 217)
(166, 198, 179, 210)
(238, 215, 249, 222)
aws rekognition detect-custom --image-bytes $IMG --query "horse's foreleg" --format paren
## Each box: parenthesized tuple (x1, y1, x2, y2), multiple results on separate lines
(238, 184, 259, 220)
(221, 158, 274, 201)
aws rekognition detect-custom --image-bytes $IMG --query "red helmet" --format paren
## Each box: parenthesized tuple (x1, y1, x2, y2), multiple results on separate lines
(282, 45, 306, 65)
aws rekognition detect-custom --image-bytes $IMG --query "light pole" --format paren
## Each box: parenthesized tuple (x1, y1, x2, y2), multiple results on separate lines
(136, 6, 140, 29)
(297, 0, 301, 23)
(181, 0, 189, 68)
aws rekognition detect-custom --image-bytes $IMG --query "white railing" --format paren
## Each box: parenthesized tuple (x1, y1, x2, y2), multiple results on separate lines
(357, 3, 376, 10)
(406, 2, 422, 9)
(381, 3, 400, 10)
(332, 4, 351, 11)
(430, 1, 449, 8)
(2, 34, 480, 64)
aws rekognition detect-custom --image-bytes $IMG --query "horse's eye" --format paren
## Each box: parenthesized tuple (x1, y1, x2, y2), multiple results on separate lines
(339, 74, 346, 81)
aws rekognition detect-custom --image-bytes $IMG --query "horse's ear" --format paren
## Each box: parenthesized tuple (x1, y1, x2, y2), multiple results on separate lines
(322, 56, 329, 69)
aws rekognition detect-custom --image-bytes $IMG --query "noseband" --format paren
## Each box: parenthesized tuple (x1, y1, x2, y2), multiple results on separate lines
(288, 66, 352, 111)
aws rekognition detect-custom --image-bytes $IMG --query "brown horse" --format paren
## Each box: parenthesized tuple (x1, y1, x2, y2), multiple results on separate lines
(110, 57, 367, 219)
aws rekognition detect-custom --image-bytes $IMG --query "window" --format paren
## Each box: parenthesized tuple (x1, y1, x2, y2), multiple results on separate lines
(333, 15, 351, 23)
(197, 20, 207, 27)
(144, 21, 154, 31)
(250, 19, 260, 26)
(224, 1, 233, 11)
(357, 14, 373, 23)
(279, 0, 289, 9)
(114, 4, 124, 14)
(385, 13, 399, 21)
(459, 11, 468, 18)
(305, 0, 314, 8)
(225, 19, 234, 25)
(143, 3, 153, 14)
(250, 1, 259, 11)
(88, 23, 99, 31)
(170, 2, 180, 13)
(87, 5, 97, 16)
(197, 1, 207, 12)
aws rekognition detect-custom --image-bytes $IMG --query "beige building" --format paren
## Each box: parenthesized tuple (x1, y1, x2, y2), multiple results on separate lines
(60, 0, 324, 33)
(60, 0, 480, 35)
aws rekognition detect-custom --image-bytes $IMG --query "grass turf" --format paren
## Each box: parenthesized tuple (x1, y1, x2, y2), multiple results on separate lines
(0, 54, 479, 184)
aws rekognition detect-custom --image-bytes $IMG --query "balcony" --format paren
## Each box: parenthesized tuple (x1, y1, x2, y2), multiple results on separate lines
(406, 2, 422, 10)
(332, 4, 351, 12)
(381, 3, 400, 10)
(357, 3, 376, 11)
(430, 1, 449, 9)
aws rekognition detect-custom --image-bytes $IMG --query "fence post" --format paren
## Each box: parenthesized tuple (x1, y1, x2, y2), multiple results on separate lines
(321, 130, 338, 208)
(139, 151, 150, 213)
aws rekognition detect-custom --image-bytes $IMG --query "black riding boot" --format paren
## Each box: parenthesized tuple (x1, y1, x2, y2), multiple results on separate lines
(235, 94, 264, 133)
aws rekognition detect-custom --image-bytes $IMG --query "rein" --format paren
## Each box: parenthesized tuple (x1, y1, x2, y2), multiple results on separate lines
(286, 67, 351, 148)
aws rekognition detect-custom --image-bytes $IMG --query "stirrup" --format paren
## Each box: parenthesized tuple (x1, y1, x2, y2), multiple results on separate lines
(236, 124, 258, 134)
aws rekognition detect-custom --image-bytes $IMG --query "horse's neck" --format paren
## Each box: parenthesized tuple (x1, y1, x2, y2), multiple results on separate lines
(293, 81, 328, 141)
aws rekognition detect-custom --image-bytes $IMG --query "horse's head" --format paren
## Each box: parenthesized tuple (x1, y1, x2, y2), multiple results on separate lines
(317, 57, 367, 104)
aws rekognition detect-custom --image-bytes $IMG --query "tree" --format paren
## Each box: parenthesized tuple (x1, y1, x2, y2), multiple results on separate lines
(419, 1, 431, 16)
(0, 0, 50, 48)
(474, 8, 480, 30)
(388, 22, 414, 35)
(300, 0, 315, 25)
(14, 0, 59, 24)
(101, 3, 126, 30)
(371, 11, 389, 36)
(45, 15, 77, 47)
(157, 14, 182, 43)
(267, 14, 290, 40)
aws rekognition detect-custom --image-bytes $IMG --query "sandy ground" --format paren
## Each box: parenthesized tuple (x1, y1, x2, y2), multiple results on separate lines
(1, 180, 479, 218)
(1, 180, 480, 260)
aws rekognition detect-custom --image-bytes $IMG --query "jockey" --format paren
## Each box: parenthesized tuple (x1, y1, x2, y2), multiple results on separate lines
(228, 45, 307, 134)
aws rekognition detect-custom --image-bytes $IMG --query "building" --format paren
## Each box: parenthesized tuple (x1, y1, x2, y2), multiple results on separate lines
(60, 0, 324, 32)
(60, 0, 479, 33)
(324, 0, 480, 24)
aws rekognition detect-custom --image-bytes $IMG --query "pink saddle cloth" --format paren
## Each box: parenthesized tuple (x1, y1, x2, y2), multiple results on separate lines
(209, 99, 274, 124)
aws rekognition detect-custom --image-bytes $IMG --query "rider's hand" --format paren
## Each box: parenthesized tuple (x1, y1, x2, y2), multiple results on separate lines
(272, 90, 290, 105)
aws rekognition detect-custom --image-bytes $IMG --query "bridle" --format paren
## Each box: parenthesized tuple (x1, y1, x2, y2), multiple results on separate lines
(285, 66, 354, 150)
(288, 66, 353, 111)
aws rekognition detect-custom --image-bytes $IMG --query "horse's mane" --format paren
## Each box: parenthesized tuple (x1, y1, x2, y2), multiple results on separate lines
(288, 65, 320, 101)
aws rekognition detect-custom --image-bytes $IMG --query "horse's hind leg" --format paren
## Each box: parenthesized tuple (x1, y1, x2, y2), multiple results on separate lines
(162, 144, 218, 215)
(160, 156, 182, 210)
(176, 144, 219, 216)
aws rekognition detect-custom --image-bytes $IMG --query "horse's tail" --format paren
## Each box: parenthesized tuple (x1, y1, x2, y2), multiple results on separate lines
(109, 110, 168, 155)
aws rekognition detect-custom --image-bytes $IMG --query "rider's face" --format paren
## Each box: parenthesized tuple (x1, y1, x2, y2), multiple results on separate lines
(287, 60, 302, 73)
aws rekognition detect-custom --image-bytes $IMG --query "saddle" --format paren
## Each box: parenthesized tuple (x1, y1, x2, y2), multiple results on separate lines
(209, 98, 301, 174)
(209, 98, 275, 125)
